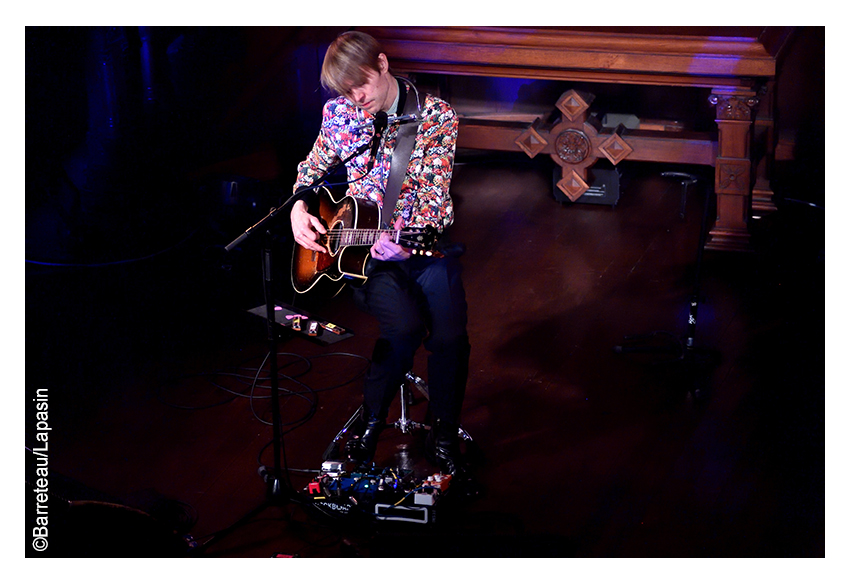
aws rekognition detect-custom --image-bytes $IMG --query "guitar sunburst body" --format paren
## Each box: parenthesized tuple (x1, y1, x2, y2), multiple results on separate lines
(291, 187, 438, 296)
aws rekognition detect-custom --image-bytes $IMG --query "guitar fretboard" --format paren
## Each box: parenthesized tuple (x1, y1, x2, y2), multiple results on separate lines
(326, 229, 400, 247)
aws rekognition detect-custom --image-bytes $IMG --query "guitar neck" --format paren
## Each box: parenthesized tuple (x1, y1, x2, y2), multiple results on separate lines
(327, 228, 401, 248)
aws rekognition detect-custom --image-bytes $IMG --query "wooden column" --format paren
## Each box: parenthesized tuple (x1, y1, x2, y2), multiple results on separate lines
(751, 81, 777, 215)
(707, 88, 760, 251)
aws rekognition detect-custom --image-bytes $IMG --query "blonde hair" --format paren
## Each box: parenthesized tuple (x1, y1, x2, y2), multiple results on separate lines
(320, 31, 383, 96)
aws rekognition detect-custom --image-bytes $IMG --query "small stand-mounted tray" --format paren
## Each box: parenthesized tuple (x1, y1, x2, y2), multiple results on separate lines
(247, 303, 354, 345)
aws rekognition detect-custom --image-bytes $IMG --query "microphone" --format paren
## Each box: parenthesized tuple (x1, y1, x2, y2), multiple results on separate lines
(352, 112, 419, 130)
(368, 111, 388, 170)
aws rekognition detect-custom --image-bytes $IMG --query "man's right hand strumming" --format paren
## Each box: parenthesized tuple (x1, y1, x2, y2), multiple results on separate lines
(290, 199, 328, 253)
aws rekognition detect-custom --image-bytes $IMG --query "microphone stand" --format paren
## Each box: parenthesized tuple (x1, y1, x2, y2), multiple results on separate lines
(196, 127, 379, 554)
(614, 172, 720, 402)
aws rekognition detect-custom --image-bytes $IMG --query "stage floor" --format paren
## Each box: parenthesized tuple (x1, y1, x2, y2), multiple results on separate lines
(26, 157, 825, 558)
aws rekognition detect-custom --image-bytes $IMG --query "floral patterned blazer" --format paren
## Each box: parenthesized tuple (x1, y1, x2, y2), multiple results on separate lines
(294, 83, 458, 233)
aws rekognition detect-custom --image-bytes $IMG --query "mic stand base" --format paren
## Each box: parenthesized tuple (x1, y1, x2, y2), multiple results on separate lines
(193, 488, 293, 556)
(614, 334, 719, 402)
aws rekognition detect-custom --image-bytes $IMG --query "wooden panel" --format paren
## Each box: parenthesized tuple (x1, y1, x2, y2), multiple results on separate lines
(458, 120, 717, 167)
(622, 131, 717, 166)
(362, 26, 785, 88)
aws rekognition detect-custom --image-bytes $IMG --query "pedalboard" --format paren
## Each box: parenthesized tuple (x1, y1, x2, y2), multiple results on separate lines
(303, 460, 452, 525)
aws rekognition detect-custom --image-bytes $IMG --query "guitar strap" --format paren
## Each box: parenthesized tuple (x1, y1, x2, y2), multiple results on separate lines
(381, 79, 420, 228)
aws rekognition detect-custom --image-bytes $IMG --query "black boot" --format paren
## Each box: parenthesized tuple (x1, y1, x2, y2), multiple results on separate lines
(345, 409, 385, 465)
(426, 419, 465, 476)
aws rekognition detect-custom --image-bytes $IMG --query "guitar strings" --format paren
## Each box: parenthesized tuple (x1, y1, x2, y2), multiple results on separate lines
(323, 228, 418, 238)
(323, 228, 425, 246)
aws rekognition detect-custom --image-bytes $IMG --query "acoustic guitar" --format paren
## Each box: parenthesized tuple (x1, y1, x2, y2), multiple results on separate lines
(291, 187, 439, 295)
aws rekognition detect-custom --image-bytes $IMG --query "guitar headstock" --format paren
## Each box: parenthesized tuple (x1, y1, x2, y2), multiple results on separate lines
(398, 225, 439, 253)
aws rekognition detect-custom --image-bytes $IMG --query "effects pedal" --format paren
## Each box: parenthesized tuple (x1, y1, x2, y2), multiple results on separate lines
(303, 461, 452, 525)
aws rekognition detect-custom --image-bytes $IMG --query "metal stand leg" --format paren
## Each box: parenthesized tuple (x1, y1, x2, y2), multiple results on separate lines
(322, 371, 474, 461)
(396, 372, 473, 442)
(662, 171, 699, 219)
(393, 378, 429, 435)
(322, 405, 364, 461)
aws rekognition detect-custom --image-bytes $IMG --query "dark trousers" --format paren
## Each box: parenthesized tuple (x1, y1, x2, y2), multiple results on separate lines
(353, 254, 470, 427)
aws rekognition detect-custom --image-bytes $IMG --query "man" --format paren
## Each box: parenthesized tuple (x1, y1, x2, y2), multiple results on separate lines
(290, 31, 470, 475)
